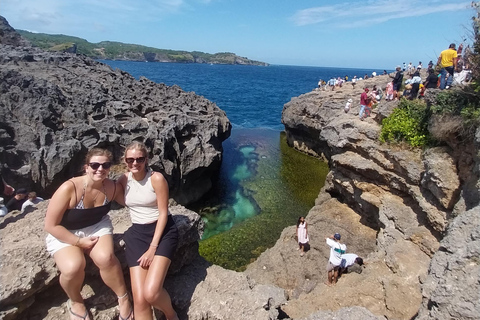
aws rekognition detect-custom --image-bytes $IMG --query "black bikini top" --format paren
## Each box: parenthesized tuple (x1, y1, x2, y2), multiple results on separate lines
(59, 180, 114, 230)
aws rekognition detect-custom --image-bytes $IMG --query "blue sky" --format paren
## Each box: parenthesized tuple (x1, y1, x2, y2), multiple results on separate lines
(1, 0, 473, 69)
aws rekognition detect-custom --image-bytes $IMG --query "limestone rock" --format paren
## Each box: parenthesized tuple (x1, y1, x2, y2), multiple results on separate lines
(168, 258, 287, 320)
(417, 206, 480, 320)
(298, 307, 386, 320)
(421, 147, 461, 210)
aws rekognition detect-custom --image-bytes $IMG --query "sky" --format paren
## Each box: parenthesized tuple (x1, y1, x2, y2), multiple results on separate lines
(1, 0, 475, 69)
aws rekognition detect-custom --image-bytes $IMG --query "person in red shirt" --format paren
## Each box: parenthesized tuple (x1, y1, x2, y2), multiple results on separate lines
(359, 88, 370, 120)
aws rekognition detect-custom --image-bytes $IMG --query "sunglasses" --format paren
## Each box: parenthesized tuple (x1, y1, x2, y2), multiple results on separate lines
(125, 157, 146, 164)
(88, 162, 112, 170)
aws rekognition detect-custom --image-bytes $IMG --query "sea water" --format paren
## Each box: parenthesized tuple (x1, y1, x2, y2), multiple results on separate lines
(101, 61, 378, 269)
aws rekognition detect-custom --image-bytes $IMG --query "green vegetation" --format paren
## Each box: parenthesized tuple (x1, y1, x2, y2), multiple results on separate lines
(380, 99, 430, 147)
(16, 30, 268, 65)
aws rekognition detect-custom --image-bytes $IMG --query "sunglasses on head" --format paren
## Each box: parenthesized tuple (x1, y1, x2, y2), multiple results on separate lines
(89, 162, 112, 170)
(125, 157, 146, 164)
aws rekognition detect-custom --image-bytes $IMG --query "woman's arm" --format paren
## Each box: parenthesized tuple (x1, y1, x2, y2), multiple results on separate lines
(137, 171, 169, 268)
(114, 174, 127, 206)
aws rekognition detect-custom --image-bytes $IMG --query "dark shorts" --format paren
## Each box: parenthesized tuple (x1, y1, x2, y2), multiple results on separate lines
(393, 82, 401, 91)
(124, 215, 178, 267)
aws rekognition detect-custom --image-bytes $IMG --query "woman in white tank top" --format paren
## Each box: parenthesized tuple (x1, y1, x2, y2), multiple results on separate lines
(116, 141, 179, 320)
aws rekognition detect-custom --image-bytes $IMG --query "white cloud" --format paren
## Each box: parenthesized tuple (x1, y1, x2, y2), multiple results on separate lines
(291, 0, 471, 28)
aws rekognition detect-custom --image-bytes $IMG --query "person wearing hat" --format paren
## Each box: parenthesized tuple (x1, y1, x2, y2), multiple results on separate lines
(437, 43, 458, 89)
(325, 233, 347, 286)
(344, 98, 353, 113)
(6, 188, 28, 212)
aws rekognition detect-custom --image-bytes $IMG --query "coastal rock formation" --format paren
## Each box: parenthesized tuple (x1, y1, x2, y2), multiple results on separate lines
(279, 75, 479, 319)
(0, 16, 231, 205)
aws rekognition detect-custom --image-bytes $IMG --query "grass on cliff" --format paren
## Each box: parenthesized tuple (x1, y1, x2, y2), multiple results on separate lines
(380, 87, 480, 148)
(380, 98, 431, 147)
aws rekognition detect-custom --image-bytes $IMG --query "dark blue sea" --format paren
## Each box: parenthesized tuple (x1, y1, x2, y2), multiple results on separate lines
(100, 61, 381, 269)
(100, 61, 382, 129)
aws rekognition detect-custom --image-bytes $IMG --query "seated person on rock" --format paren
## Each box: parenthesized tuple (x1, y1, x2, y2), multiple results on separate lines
(21, 191, 44, 214)
(6, 188, 28, 212)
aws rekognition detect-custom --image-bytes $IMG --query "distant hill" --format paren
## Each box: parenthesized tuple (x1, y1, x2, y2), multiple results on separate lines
(16, 30, 269, 66)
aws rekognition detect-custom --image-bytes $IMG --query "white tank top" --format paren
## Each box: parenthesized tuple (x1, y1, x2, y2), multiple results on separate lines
(125, 170, 160, 224)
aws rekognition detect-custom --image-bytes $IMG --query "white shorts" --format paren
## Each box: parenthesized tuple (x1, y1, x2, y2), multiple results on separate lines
(46, 215, 113, 256)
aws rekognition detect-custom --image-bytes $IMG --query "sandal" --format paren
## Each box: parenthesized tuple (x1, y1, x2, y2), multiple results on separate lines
(66, 299, 89, 320)
(118, 292, 134, 320)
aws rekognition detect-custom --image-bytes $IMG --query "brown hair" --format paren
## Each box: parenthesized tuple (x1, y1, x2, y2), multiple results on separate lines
(85, 148, 113, 164)
(123, 141, 149, 159)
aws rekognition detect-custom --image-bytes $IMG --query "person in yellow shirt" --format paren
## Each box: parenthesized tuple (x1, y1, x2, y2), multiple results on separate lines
(437, 43, 458, 89)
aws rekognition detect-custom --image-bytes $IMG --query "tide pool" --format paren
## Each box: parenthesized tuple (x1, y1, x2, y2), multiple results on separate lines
(190, 128, 329, 271)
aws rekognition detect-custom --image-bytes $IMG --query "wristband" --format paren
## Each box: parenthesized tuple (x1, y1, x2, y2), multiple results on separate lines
(75, 236, 81, 246)
(149, 244, 158, 248)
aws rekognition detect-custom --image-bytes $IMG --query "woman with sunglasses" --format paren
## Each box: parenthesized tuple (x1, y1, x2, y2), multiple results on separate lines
(116, 141, 179, 320)
(44, 148, 133, 320)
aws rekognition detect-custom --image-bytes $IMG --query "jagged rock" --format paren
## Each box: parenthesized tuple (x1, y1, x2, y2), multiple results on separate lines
(167, 257, 287, 320)
(417, 206, 480, 320)
(0, 16, 231, 205)
(421, 147, 461, 210)
(0, 16, 30, 47)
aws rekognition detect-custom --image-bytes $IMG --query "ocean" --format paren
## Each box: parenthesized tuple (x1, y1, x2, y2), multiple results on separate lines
(100, 61, 379, 269)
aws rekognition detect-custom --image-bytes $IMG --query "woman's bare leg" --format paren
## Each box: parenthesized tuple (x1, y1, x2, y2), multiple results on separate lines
(54, 246, 88, 319)
(130, 266, 154, 320)
(143, 256, 178, 320)
(89, 235, 132, 319)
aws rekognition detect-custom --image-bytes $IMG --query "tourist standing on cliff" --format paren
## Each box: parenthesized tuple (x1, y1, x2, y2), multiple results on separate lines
(325, 233, 346, 286)
(386, 81, 394, 101)
(44, 148, 133, 320)
(359, 88, 370, 120)
(296, 216, 309, 256)
(437, 43, 458, 89)
(116, 141, 179, 320)
(391, 66, 404, 100)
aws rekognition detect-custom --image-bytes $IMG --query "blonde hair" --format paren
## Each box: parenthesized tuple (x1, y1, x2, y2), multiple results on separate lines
(123, 141, 149, 161)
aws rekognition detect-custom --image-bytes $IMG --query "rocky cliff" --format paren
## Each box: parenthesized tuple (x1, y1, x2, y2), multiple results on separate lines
(0, 15, 231, 205)
(271, 75, 480, 319)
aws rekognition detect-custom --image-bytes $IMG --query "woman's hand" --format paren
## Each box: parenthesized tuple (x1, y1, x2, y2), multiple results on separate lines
(77, 236, 99, 250)
(137, 246, 156, 268)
